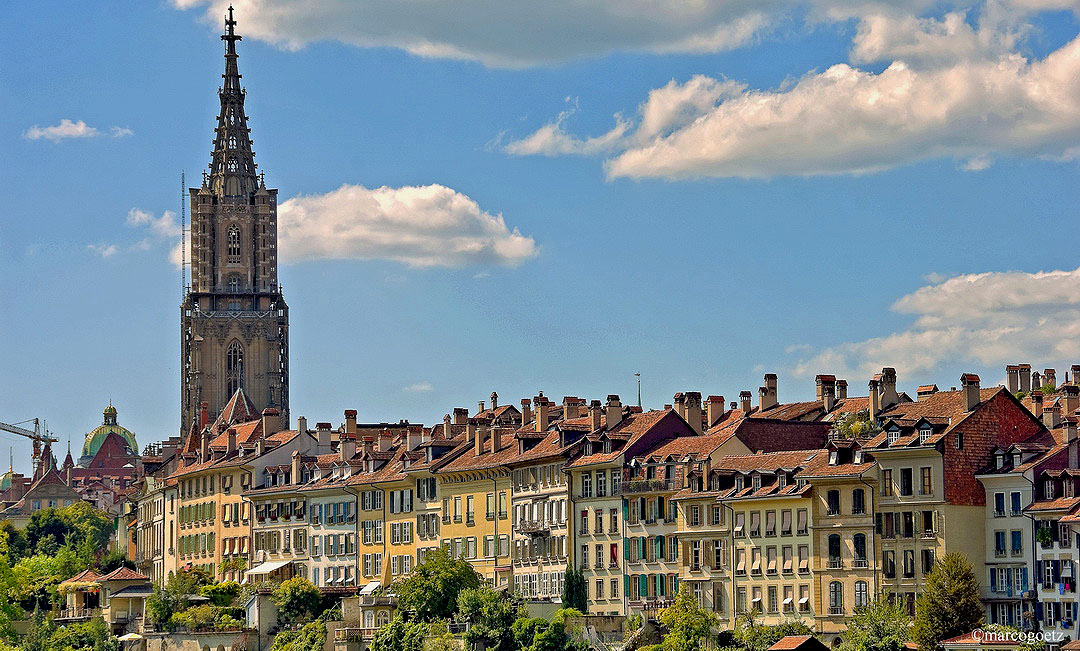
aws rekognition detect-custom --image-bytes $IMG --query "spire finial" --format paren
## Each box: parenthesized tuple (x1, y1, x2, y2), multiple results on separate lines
(222, 5, 242, 55)
(8, 447, 11, 472)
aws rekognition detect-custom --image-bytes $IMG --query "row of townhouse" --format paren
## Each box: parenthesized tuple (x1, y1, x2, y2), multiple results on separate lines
(131, 366, 1080, 645)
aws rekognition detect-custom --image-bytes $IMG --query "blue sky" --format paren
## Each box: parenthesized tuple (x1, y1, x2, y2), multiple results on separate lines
(2, 0, 1080, 475)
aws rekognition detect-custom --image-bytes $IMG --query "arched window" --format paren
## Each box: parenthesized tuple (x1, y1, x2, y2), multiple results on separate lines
(829, 581, 843, 614)
(227, 274, 241, 293)
(854, 581, 869, 608)
(226, 341, 244, 397)
(377, 610, 390, 626)
(227, 226, 241, 263)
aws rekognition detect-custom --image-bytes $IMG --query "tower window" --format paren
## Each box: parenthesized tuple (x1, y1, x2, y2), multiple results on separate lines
(227, 275, 241, 293)
(227, 227, 241, 263)
(226, 341, 244, 397)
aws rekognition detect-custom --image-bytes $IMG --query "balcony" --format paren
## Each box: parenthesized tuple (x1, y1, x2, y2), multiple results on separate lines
(517, 520, 551, 535)
(921, 529, 936, 540)
(829, 607, 844, 616)
(852, 559, 869, 569)
(827, 559, 844, 569)
(55, 608, 101, 622)
(617, 479, 674, 495)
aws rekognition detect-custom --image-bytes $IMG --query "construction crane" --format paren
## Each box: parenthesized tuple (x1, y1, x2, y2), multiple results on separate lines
(0, 418, 59, 473)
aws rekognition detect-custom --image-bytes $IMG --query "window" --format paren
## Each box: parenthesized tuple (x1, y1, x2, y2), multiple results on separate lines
(883, 550, 896, 578)
(1011, 530, 1023, 556)
(855, 581, 869, 608)
(920, 467, 933, 495)
(919, 426, 932, 444)
(596, 471, 607, 497)
(582, 473, 592, 498)
(227, 274, 240, 293)
(853, 534, 867, 566)
(829, 581, 843, 615)
(1011, 491, 1023, 516)
(227, 226, 241, 263)
(994, 492, 1006, 516)
(887, 428, 900, 444)
(900, 468, 913, 496)
(595, 578, 603, 599)
(882, 469, 893, 497)
(922, 549, 935, 574)
(610, 508, 619, 533)
(828, 534, 842, 567)
(226, 341, 244, 397)
(827, 490, 841, 516)
(852, 489, 865, 515)
(995, 530, 1006, 556)
(903, 549, 915, 577)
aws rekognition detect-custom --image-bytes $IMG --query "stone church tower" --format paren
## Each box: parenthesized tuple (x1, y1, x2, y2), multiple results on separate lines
(180, 8, 289, 432)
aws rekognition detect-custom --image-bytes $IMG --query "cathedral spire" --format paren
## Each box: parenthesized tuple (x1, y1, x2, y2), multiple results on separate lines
(209, 5, 258, 198)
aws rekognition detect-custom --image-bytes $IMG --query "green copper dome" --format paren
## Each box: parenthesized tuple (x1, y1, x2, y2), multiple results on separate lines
(0, 470, 12, 492)
(82, 405, 138, 459)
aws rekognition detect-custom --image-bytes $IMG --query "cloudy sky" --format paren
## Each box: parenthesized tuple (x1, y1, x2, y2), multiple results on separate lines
(2, 1, 1079, 473)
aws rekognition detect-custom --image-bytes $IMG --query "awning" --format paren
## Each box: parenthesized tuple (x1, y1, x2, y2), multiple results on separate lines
(359, 581, 380, 595)
(798, 597, 810, 604)
(118, 633, 143, 642)
(245, 559, 292, 578)
(783, 598, 794, 605)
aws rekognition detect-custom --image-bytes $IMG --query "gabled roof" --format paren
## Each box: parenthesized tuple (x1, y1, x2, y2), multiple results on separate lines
(61, 569, 103, 584)
(98, 567, 150, 582)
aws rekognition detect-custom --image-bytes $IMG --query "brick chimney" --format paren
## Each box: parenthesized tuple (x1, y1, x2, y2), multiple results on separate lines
(344, 409, 358, 437)
(199, 401, 210, 429)
(475, 423, 487, 455)
(1045, 369, 1058, 389)
(316, 422, 333, 452)
(490, 392, 499, 410)
(819, 376, 837, 413)
(1044, 403, 1062, 429)
(1006, 365, 1021, 393)
(377, 429, 392, 452)
(454, 408, 469, 425)
(227, 427, 237, 454)
(1019, 364, 1032, 393)
(739, 391, 753, 415)
(706, 395, 725, 428)
(291, 450, 302, 485)
(1072, 365, 1080, 385)
(684, 392, 703, 435)
(1032, 392, 1044, 419)
(200, 428, 209, 461)
(564, 396, 583, 420)
(362, 435, 374, 457)
(535, 397, 550, 432)
(1063, 384, 1079, 417)
(1033, 371, 1043, 391)
(961, 373, 981, 411)
(605, 395, 623, 430)
(759, 374, 778, 411)
(262, 408, 281, 438)
(1067, 417, 1078, 467)
(491, 426, 501, 454)
(672, 392, 686, 420)
(590, 400, 603, 431)
(520, 399, 532, 425)
(869, 377, 881, 421)
(880, 368, 899, 409)
(836, 380, 848, 400)
(442, 414, 452, 438)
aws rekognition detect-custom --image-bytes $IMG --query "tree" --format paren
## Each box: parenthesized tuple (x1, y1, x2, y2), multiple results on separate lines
(394, 546, 482, 621)
(370, 615, 426, 651)
(457, 586, 524, 651)
(733, 612, 815, 651)
(838, 597, 913, 651)
(95, 548, 134, 574)
(271, 577, 324, 622)
(200, 581, 241, 606)
(146, 568, 217, 630)
(512, 614, 588, 651)
(561, 565, 588, 613)
(913, 553, 984, 651)
(657, 586, 719, 651)
(270, 620, 326, 651)
(831, 410, 880, 439)
(48, 617, 119, 651)
(24, 504, 112, 566)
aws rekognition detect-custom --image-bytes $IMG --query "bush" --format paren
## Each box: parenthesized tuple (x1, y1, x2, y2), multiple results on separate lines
(271, 577, 324, 622)
(270, 621, 325, 651)
(201, 581, 241, 606)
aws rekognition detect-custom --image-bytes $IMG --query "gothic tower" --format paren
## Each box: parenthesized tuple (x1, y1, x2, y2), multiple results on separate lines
(181, 7, 289, 432)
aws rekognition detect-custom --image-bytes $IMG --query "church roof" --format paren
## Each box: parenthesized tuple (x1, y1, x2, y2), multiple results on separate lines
(83, 405, 138, 460)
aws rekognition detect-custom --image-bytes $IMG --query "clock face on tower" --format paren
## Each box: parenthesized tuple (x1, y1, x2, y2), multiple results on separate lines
(180, 8, 289, 434)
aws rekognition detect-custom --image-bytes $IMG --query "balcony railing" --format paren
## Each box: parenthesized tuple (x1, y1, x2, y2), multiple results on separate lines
(829, 607, 844, 616)
(827, 559, 844, 569)
(516, 520, 551, 535)
(617, 479, 674, 495)
(56, 608, 101, 621)
(852, 559, 869, 569)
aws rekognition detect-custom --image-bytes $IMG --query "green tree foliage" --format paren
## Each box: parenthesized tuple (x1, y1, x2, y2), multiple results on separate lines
(457, 586, 524, 651)
(657, 586, 720, 651)
(146, 568, 217, 630)
(394, 546, 482, 621)
(561, 565, 588, 613)
(838, 597, 913, 651)
(95, 548, 134, 574)
(913, 553, 984, 651)
(24, 504, 112, 562)
(422, 620, 457, 651)
(831, 410, 880, 439)
(512, 615, 588, 651)
(200, 580, 241, 606)
(370, 615, 426, 651)
(14, 545, 87, 611)
(270, 620, 326, 651)
(47, 617, 119, 651)
(732, 612, 815, 651)
(271, 577, 324, 622)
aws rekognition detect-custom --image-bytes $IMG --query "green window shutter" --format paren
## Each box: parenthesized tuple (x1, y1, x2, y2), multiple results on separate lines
(640, 574, 647, 595)
(658, 535, 665, 558)
(623, 499, 629, 519)
(624, 538, 630, 560)
(640, 537, 646, 558)
(673, 576, 679, 594)
(625, 574, 631, 596)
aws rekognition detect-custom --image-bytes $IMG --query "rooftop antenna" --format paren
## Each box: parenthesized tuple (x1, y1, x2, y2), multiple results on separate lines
(181, 171, 188, 297)
(635, 372, 642, 408)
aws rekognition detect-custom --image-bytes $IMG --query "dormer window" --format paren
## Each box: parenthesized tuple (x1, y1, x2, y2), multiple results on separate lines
(778, 474, 787, 489)
(828, 450, 838, 466)
(752, 474, 762, 491)
(887, 428, 900, 445)
(995, 454, 1005, 470)
(854, 450, 865, 464)
(736, 476, 745, 491)
(1046, 479, 1056, 500)
(1013, 453, 1022, 467)
(919, 427, 932, 444)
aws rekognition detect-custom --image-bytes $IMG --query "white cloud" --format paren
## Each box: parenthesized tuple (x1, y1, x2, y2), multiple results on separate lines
(404, 381, 434, 392)
(24, 119, 133, 142)
(792, 267, 1080, 379)
(175, 0, 775, 67)
(25, 119, 100, 142)
(127, 208, 181, 239)
(278, 183, 538, 268)
(86, 243, 119, 258)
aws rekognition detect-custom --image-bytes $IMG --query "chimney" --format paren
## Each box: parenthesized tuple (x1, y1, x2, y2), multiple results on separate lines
(199, 401, 210, 428)
(297, 416, 308, 435)
(475, 423, 486, 455)
(255, 438, 265, 457)
(590, 400, 603, 431)
(739, 391, 753, 414)
(869, 377, 881, 421)
(1019, 364, 1032, 393)
(454, 408, 469, 425)
(362, 435, 374, 457)
(535, 397, 550, 432)
(478, 400, 486, 415)
(262, 408, 281, 438)
(1045, 369, 1058, 390)
(684, 392, 703, 435)
(1067, 417, 1078, 467)
(292, 450, 302, 485)
(564, 397, 583, 420)
(316, 422, 332, 452)
(344, 409, 358, 437)
(227, 427, 237, 454)
(1032, 392, 1044, 419)
(443, 414, 452, 438)
(672, 392, 686, 420)
(1072, 365, 1080, 385)
(817, 375, 837, 412)
(1006, 365, 1021, 394)
(407, 427, 422, 451)
(491, 426, 501, 454)
(880, 368, 899, 409)
(605, 395, 623, 429)
(759, 374, 778, 411)
(836, 380, 848, 400)
(341, 435, 357, 461)
(961, 373, 981, 411)
(200, 428, 209, 461)
(490, 392, 498, 410)
(1064, 384, 1080, 417)
(1033, 371, 1043, 392)
(1044, 403, 1062, 429)
(520, 399, 532, 426)
(377, 429, 392, 452)
(706, 395, 725, 428)
(916, 385, 939, 400)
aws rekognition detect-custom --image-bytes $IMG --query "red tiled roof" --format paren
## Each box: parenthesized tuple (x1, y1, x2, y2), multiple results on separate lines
(768, 635, 827, 650)
(99, 567, 149, 582)
(62, 569, 103, 584)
